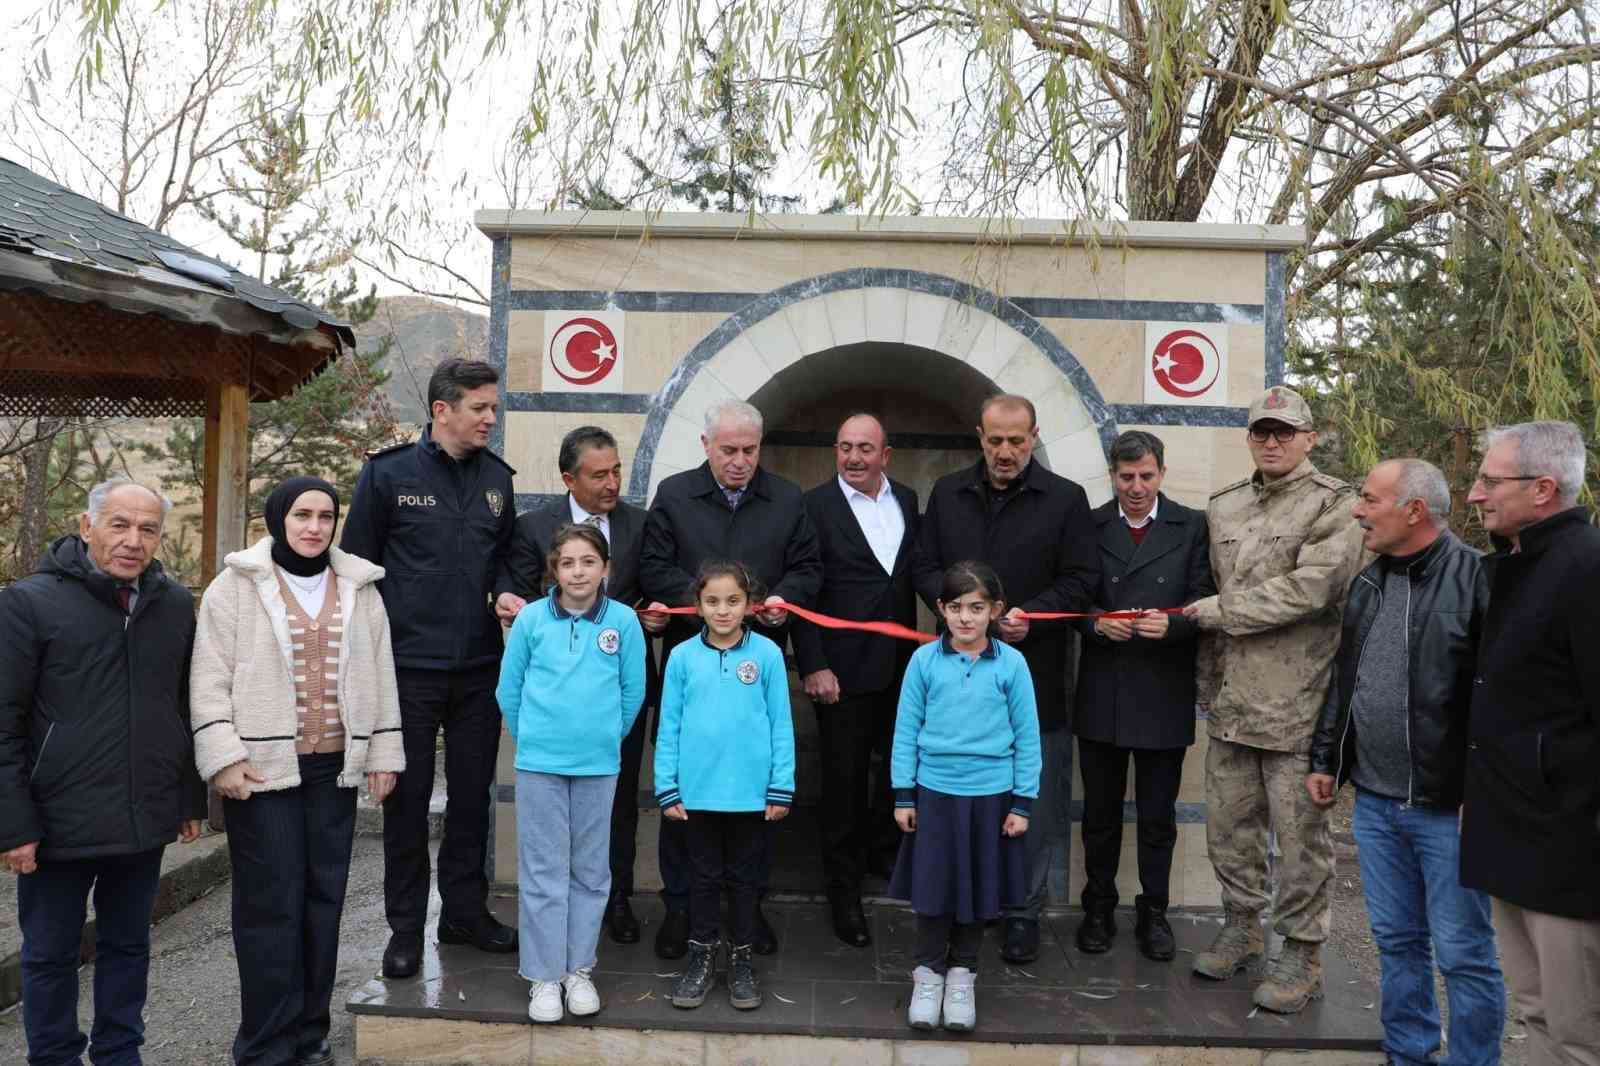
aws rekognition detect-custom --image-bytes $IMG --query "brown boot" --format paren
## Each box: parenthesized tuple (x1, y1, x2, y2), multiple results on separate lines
(1192, 910, 1264, 980)
(1252, 938, 1324, 1014)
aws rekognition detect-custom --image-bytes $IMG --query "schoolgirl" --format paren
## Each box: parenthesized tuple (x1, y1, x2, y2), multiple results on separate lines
(495, 523, 647, 1023)
(654, 561, 795, 1012)
(889, 560, 1041, 1032)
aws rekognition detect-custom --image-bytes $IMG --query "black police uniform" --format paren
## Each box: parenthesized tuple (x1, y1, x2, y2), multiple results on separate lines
(340, 426, 516, 938)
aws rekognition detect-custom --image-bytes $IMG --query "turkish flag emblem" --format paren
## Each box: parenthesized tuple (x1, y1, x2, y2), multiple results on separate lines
(542, 311, 625, 391)
(1143, 322, 1228, 406)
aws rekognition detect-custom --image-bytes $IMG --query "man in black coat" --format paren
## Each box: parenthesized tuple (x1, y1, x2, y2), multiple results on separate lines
(0, 480, 206, 1066)
(912, 393, 1100, 963)
(1306, 459, 1504, 1066)
(638, 398, 823, 959)
(1460, 421, 1600, 1065)
(497, 425, 667, 945)
(1072, 431, 1214, 961)
(341, 358, 519, 978)
(792, 413, 919, 948)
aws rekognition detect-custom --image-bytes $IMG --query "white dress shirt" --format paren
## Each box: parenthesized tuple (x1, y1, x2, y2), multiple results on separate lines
(1118, 495, 1159, 529)
(838, 475, 906, 575)
(568, 495, 611, 545)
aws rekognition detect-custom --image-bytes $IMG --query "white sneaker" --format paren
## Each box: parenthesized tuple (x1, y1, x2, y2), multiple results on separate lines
(907, 965, 944, 1030)
(527, 979, 564, 1023)
(562, 968, 601, 1016)
(942, 966, 976, 1031)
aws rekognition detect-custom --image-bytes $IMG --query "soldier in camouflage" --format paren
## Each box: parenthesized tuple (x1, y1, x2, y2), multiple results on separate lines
(1181, 385, 1366, 1014)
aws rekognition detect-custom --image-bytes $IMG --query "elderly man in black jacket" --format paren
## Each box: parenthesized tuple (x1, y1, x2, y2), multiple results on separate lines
(0, 479, 205, 1066)
(1460, 421, 1600, 1066)
(793, 413, 919, 948)
(498, 425, 668, 945)
(639, 398, 823, 959)
(1072, 431, 1214, 962)
(913, 393, 1099, 964)
(1307, 458, 1504, 1066)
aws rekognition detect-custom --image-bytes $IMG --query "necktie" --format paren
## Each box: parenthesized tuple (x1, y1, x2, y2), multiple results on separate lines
(115, 586, 132, 614)
(583, 515, 603, 528)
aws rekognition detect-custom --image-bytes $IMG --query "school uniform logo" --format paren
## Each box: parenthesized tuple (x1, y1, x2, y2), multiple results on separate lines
(736, 660, 760, 685)
(485, 489, 505, 517)
(597, 628, 621, 655)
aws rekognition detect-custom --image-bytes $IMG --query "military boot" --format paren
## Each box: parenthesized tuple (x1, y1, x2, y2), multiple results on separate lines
(1252, 938, 1323, 1014)
(1192, 910, 1264, 980)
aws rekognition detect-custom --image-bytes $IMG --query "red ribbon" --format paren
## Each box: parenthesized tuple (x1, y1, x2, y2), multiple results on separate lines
(639, 603, 1187, 644)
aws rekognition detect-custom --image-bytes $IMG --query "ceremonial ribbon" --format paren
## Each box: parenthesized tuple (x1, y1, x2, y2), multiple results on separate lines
(639, 603, 1188, 644)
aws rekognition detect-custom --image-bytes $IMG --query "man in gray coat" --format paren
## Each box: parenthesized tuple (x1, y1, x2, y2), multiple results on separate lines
(1073, 431, 1214, 961)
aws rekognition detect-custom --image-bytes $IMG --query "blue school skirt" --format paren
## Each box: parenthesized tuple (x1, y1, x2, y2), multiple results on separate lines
(887, 784, 1029, 923)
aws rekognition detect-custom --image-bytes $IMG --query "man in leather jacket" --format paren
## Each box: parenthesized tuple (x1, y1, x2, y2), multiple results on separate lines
(1307, 459, 1504, 1066)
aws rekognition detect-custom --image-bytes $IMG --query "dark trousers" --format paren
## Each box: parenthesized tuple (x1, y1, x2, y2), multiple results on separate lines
(661, 811, 772, 912)
(609, 704, 648, 898)
(18, 846, 165, 1066)
(1077, 737, 1185, 909)
(914, 914, 983, 975)
(685, 811, 766, 946)
(225, 752, 357, 1066)
(815, 688, 897, 893)
(385, 664, 501, 933)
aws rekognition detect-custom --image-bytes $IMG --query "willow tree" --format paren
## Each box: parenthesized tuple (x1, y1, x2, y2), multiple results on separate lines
(52, 0, 1600, 461)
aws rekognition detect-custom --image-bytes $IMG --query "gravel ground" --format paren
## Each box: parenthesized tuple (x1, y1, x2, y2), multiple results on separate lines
(2, 793, 1534, 1064)
(1325, 787, 1531, 1066)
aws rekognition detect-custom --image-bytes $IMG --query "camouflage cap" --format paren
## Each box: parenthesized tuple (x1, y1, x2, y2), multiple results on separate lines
(1247, 385, 1313, 430)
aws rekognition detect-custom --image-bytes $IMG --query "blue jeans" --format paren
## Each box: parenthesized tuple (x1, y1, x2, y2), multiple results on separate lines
(1352, 790, 1505, 1066)
(18, 847, 165, 1066)
(515, 770, 616, 981)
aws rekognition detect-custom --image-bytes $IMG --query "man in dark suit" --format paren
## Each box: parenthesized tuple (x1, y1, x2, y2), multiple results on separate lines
(1073, 430, 1214, 961)
(792, 413, 919, 948)
(639, 398, 823, 959)
(913, 393, 1100, 964)
(496, 425, 667, 944)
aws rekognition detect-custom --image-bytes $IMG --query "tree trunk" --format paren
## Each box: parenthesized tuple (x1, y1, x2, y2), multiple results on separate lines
(14, 419, 63, 572)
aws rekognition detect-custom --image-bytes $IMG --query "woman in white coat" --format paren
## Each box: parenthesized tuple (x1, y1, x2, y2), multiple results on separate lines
(191, 476, 405, 1066)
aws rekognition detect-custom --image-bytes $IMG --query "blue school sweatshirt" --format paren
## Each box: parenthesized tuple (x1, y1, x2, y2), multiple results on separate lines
(654, 628, 795, 812)
(891, 635, 1041, 816)
(495, 594, 647, 776)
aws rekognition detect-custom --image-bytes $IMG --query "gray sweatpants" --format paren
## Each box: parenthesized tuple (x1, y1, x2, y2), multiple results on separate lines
(515, 770, 617, 982)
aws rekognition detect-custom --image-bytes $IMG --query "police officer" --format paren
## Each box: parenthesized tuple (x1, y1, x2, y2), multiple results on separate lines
(1181, 385, 1365, 1014)
(341, 358, 519, 979)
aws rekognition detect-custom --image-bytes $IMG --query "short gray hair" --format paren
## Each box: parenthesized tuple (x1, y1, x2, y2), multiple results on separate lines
(1483, 421, 1588, 504)
(703, 399, 764, 438)
(85, 478, 172, 525)
(1384, 458, 1451, 526)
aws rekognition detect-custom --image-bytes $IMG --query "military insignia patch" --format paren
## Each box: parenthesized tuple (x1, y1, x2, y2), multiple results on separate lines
(485, 489, 505, 517)
(736, 660, 760, 685)
(597, 628, 620, 655)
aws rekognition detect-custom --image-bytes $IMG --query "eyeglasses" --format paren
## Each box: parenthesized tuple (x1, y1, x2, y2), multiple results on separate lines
(1472, 473, 1542, 490)
(1248, 426, 1305, 444)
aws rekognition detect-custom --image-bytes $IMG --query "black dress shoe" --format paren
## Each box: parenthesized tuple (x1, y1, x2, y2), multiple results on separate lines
(655, 907, 690, 959)
(829, 892, 872, 948)
(751, 903, 779, 955)
(296, 1039, 335, 1066)
(1000, 917, 1040, 963)
(437, 914, 518, 954)
(607, 894, 641, 944)
(381, 933, 422, 979)
(1075, 907, 1116, 954)
(1135, 899, 1176, 961)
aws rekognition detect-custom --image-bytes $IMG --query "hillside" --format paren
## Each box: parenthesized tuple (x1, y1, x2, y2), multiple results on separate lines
(356, 295, 489, 425)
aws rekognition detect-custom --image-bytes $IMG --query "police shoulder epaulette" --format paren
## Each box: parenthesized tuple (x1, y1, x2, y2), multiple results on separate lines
(1310, 472, 1352, 493)
(365, 440, 414, 462)
(480, 449, 518, 477)
(1210, 477, 1252, 500)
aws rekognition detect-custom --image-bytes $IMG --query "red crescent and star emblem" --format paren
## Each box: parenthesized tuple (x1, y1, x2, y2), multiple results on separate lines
(1150, 328, 1223, 399)
(548, 316, 620, 387)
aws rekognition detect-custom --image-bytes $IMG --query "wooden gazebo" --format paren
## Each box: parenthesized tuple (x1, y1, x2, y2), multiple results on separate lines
(0, 156, 353, 581)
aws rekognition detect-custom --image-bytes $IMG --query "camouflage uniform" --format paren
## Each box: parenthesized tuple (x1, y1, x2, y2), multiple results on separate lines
(1190, 448, 1364, 944)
